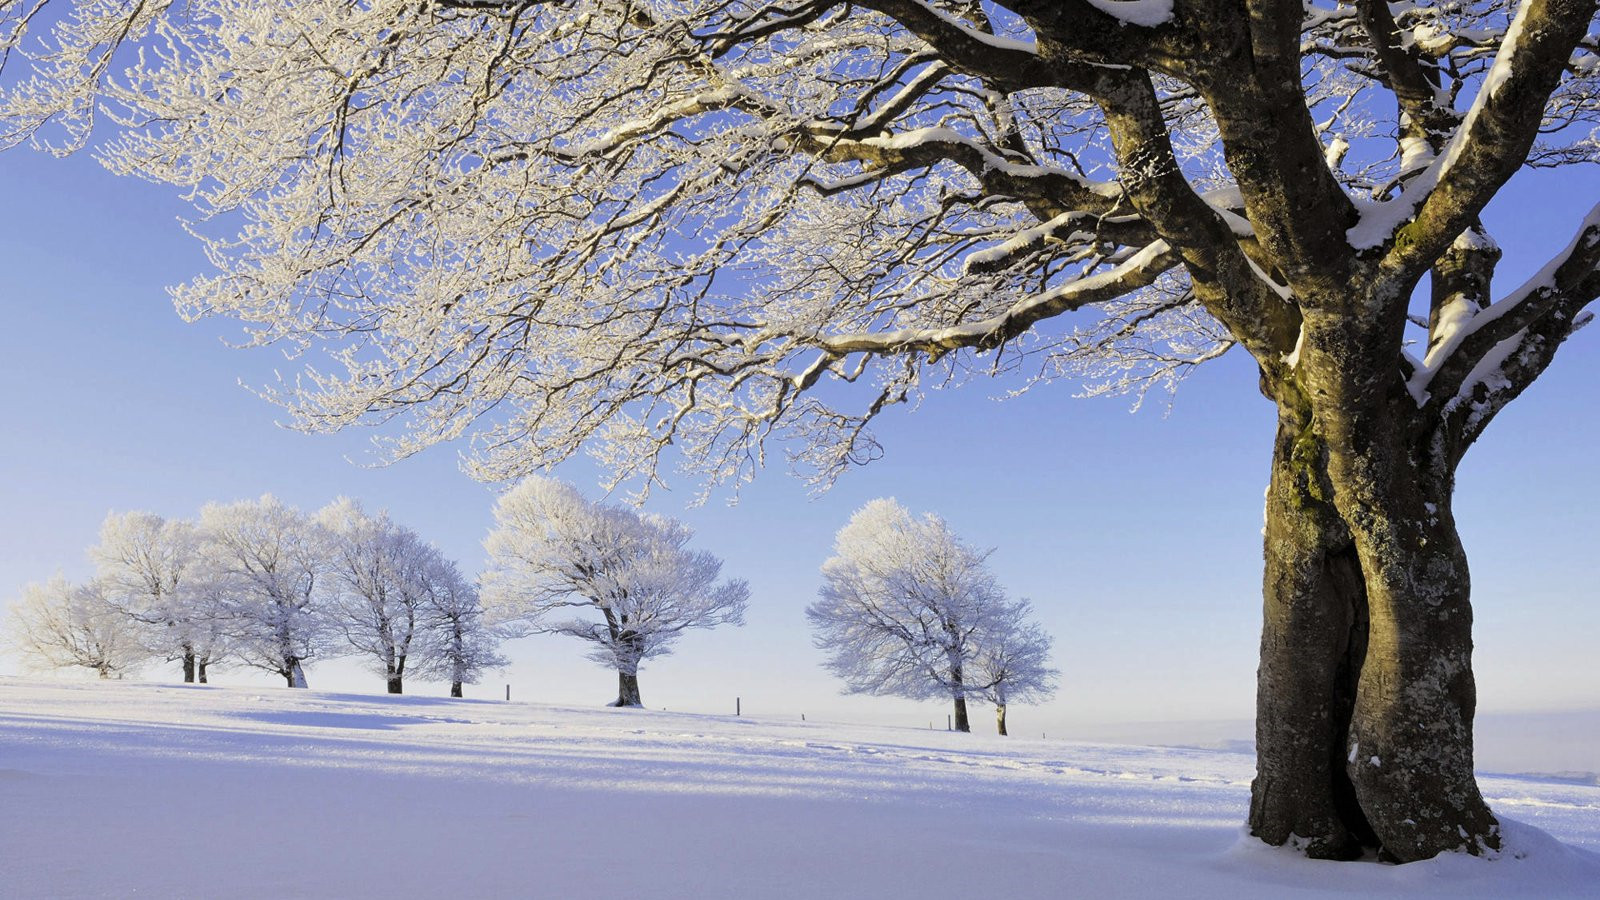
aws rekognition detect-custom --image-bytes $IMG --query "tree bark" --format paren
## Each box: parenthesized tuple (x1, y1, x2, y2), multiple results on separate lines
(197, 661, 209, 684)
(952, 695, 970, 733)
(608, 671, 643, 707)
(1251, 334, 1498, 862)
(451, 681, 463, 699)
(608, 626, 645, 707)
(1250, 397, 1374, 859)
(386, 676, 403, 694)
(287, 658, 308, 689)
(1335, 459, 1496, 861)
(995, 703, 1008, 736)
(181, 651, 196, 684)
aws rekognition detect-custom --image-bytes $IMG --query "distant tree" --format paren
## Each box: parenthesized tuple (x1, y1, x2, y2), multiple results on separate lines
(482, 477, 748, 707)
(415, 557, 507, 699)
(7, 576, 147, 679)
(809, 499, 1022, 733)
(969, 601, 1058, 736)
(318, 498, 438, 694)
(89, 510, 229, 683)
(196, 495, 334, 688)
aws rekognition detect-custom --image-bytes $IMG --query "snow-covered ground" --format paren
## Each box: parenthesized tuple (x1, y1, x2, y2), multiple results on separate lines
(2, 680, 1597, 899)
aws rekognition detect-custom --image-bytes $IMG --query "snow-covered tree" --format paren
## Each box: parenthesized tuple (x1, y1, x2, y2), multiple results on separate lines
(90, 510, 228, 683)
(3, 0, 1597, 861)
(195, 495, 334, 688)
(810, 499, 1017, 732)
(414, 556, 507, 698)
(969, 601, 1058, 736)
(318, 497, 438, 694)
(6, 576, 148, 679)
(482, 477, 748, 707)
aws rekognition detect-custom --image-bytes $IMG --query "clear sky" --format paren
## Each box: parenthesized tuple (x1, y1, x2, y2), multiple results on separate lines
(2, 142, 1597, 741)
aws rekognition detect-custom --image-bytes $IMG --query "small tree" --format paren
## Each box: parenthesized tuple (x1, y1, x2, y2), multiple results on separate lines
(89, 510, 226, 683)
(415, 557, 507, 699)
(318, 498, 438, 694)
(7, 576, 147, 679)
(810, 499, 1021, 733)
(970, 601, 1058, 736)
(196, 495, 334, 688)
(482, 477, 748, 707)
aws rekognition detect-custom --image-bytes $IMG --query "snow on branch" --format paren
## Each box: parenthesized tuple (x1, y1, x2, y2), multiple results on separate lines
(9, 0, 1591, 497)
(1413, 203, 1600, 451)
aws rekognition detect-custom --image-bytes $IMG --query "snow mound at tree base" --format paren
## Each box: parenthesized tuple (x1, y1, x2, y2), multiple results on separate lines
(1218, 819, 1600, 896)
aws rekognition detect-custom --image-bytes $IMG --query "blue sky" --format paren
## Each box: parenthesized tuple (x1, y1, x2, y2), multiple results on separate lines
(2, 142, 1598, 739)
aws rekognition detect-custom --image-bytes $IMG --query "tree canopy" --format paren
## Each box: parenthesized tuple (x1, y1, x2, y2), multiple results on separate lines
(1, 0, 1590, 495)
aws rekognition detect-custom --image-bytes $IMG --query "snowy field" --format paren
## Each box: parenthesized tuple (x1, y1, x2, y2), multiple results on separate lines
(2, 680, 1597, 899)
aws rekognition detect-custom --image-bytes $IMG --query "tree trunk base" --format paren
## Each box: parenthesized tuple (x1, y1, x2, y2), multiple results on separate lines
(611, 671, 642, 708)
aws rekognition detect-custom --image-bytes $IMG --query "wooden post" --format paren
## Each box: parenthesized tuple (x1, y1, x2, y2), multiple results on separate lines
(736, 697, 741, 717)
(505, 684, 510, 702)
(947, 714, 952, 731)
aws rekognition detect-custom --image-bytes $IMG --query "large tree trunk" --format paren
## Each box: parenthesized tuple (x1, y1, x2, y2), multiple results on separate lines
(386, 676, 403, 694)
(1251, 334, 1497, 862)
(287, 658, 308, 689)
(1335, 458, 1496, 861)
(1250, 398, 1375, 859)
(608, 627, 645, 707)
(610, 671, 642, 708)
(450, 681, 463, 699)
(952, 695, 970, 733)
(181, 650, 196, 684)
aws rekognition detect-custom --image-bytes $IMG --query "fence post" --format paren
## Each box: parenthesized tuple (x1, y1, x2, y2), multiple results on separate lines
(505, 684, 510, 702)
(736, 697, 741, 717)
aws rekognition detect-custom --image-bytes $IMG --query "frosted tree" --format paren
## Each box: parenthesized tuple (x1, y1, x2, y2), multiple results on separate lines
(2, 0, 1597, 861)
(318, 497, 439, 694)
(6, 576, 148, 678)
(809, 498, 1017, 732)
(969, 601, 1058, 736)
(482, 477, 748, 707)
(90, 510, 228, 683)
(195, 495, 334, 688)
(415, 556, 507, 698)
